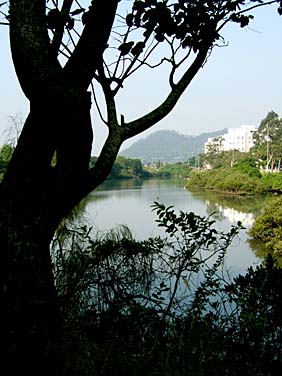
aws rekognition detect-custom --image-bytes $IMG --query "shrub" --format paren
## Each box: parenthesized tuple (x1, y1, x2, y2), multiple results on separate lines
(249, 197, 282, 258)
(52, 204, 282, 376)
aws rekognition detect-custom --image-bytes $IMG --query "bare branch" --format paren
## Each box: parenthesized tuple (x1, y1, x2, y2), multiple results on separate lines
(51, 0, 74, 57)
(112, 30, 155, 96)
(121, 42, 211, 141)
(112, 24, 132, 79)
(97, 60, 118, 128)
(90, 82, 107, 125)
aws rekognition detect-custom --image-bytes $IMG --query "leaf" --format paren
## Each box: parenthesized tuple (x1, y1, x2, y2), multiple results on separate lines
(126, 13, 134, 27)
(118, 41, 135, 56)
(131, 41, 145, 56)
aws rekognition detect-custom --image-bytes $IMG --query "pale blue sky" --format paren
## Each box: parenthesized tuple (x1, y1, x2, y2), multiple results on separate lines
(1, 3, 282, 154)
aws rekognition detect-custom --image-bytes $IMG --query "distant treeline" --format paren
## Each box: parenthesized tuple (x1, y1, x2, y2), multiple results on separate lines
(90, 156, 193, 180)
(90, 155, 152, 179)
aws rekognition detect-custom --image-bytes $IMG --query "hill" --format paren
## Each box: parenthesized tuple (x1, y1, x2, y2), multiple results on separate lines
(120, 129, 226, 164)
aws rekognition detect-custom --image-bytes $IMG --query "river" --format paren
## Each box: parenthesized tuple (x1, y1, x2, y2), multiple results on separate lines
(83, 178, 272, 277)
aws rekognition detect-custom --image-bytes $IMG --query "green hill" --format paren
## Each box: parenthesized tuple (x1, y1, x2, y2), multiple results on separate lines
(120, 129, 226, 164)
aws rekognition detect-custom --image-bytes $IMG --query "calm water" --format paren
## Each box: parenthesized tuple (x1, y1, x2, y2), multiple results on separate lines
(84, 179, 272, 276)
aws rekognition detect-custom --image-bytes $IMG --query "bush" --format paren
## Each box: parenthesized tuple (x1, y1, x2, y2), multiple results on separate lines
(249, 197, 282, 258)
(187, 167, 268, 194)
(235, 158, 261, 178)
(52, 204, 282, 376)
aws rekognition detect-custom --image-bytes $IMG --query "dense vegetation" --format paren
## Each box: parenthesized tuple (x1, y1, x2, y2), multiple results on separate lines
(186, 164, 282, 195)
(146, 161, 192, 178)
(249, 197, 282, 260)
(53, 204, 282, 376)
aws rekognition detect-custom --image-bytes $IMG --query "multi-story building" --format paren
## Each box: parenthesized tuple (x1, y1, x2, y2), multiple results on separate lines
(204, 125, 256, 154)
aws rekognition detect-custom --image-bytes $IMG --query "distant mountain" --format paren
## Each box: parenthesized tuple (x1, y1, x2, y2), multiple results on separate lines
(120, 129, 227, 164)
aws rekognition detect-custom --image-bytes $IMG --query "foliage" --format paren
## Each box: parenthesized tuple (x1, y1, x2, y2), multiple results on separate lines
(186, 156, 282, 194)
(222, 255, 282, 375)
(90, 155, 151, 179)
(109, 156, 151, 179)
(235, 157, 261, 178)
(187, 166, 265, 194)
(0, 144, 14, 180)
(201, 150, 251, 169)
(149, 161, 192, 178)
(249, 197, 282, 258)
(52, 203, 282, 376)
(252, 111, 282, 170)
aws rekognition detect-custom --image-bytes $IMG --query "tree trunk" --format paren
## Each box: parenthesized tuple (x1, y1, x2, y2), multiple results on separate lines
(0, 91, 93, 375)
(0, 211, 63, 375)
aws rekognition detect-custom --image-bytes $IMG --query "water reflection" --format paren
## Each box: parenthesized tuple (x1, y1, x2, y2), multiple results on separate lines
(84, 179, 273, 275)
(189, 190, 272, 225)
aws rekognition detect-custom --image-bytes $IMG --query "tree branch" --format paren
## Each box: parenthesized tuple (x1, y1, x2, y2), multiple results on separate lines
(64, 0, 119, 91)
(217, 0, 278, 33)
(9, 0, 62, 98)
(50, 0, 74, 57)
(121, 43, 211, 141)
(97, 59, 118, 127)
(87, 128, 123, 191)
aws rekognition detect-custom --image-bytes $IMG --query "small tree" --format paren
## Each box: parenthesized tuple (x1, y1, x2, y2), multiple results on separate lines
(0, 0, 281, 374)
(253, 111, 282, 170)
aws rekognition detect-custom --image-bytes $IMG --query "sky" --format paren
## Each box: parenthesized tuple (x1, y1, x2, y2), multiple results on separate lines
(1, 2, 282, 155)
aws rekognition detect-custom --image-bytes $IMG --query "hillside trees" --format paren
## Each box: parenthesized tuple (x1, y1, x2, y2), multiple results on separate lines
(0, 0, 281, 374)
(253, 111, 282, 170)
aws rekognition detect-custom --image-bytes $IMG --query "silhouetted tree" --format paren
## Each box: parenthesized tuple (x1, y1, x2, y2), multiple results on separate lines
(0, 0, 281, 374)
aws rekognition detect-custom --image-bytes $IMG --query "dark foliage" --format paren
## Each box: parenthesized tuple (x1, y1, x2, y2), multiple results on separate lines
(51, 204, 282, 375)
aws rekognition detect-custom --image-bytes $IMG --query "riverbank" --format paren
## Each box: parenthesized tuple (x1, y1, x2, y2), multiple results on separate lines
(185, 167, 282, 195)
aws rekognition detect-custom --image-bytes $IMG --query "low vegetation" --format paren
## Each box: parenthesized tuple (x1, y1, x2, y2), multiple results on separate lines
(146, 161, 192, 178)
(249, 197, 282, 260)
(52, 204, 282, 376)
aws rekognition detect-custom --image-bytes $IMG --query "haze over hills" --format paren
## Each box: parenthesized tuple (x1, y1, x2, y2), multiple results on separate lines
(120, 129, 227, 164)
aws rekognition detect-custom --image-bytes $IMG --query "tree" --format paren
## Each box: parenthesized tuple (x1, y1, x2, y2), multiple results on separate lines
(0, 0, 281, 374)
(253, 110, 282, 170)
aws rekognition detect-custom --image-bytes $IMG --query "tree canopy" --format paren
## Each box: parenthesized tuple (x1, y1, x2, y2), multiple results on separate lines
(252, 111, 282, 170)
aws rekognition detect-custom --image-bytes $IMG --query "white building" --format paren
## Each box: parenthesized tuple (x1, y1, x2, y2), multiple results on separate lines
(204, 125, 256, 154)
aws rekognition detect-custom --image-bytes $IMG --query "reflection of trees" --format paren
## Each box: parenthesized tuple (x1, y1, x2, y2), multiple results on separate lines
(189, 188, 277, 263)
(189, 189, 273, 217)
(99, 178, 144, 191)
(247, 239, 282, 267)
